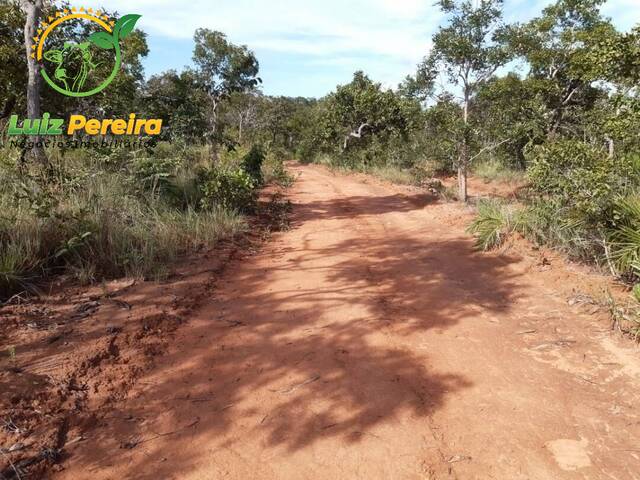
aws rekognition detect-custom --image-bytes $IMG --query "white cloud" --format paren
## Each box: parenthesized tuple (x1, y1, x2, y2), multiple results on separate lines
(76, 0, 640, 96)
(82, 0, 439, 64)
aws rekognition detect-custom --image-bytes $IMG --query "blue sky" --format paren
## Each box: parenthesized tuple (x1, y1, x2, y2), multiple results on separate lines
(81, 0, 640, 98)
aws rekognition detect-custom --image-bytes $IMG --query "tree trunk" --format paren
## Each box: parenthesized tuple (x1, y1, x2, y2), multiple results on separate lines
(238, 115, 243, 143)
(21, 0, 46, 163)
(458, 92, 469, 202)
(605, 136, 614, 158)
(209, 95, 219, 162)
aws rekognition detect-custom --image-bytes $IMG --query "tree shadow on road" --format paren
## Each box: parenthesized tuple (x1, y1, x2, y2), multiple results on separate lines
(60, 189, 523, 479)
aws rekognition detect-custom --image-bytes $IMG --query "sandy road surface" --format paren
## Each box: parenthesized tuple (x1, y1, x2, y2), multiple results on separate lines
(56, 164, 640, 479)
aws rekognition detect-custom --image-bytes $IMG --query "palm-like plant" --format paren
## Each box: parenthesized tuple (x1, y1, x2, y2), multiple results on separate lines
(609, 195, 640, 277)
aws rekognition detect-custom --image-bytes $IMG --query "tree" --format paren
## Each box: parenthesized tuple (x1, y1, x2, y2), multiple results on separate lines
(0, 1, 26, 122)
(19, 0, 44, 162)
(473, 74, 547, 168)
(192, 29, 261, 160)
(143, 69, 208, 142)
(225, 91, 260, 144)
(320, 71, 418, 155)
(505, 0, 614, 140)
(422, 0, 509, 201)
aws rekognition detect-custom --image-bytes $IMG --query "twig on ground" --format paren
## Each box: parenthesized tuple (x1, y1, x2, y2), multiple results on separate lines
(269, 374, 321, 394)
(121, 418, 200, 450)
(0, 448, 22, 480)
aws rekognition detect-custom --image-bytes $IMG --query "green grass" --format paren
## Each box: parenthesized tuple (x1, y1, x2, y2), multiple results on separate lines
(473, 159, 526, 183)
(367, 165, 415, 185)
(0, 144, 249, 300)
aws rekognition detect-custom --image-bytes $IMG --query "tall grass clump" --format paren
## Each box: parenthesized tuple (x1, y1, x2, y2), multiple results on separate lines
(0, 142, 254, 300)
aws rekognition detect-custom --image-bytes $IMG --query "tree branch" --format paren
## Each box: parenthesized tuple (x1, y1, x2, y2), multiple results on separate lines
(343, 123, 371, 150)
(468, 138, 511, 163)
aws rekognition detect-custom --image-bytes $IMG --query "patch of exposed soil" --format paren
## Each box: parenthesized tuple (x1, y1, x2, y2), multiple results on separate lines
(0, 190, 287, 479)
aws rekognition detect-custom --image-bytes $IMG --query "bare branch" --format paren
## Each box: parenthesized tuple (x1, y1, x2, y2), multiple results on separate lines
(468, 138, 511, 163)
(343, 123, 371, 150)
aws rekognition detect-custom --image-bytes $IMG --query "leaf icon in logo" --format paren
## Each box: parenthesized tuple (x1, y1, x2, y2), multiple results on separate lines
(114, 14, 142, 40)
(88, 31, 115, 49)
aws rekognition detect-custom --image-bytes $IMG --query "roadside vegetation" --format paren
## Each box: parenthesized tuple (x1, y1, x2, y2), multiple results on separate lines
(0, 142, 296, 300)
(2, 0, 640, 300)
(266, 0, 640, 290)
(0, 1, 295, 301)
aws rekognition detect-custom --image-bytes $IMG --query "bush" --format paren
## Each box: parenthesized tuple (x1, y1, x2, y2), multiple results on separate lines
(527, 140, 633, 224)
(0, 144, 251, 300)
(241, 145, 265, 185)
(200, 168, 257, 212)
(608, 195, 640, 277)
(131, 155, 181, 197)
(262, 153, 294, 187)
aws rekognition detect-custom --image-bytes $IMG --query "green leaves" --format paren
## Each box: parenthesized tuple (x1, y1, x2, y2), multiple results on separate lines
(88, 31, 115, 50)
(87, 13, 141, 50)
(114, 14, 142, 40)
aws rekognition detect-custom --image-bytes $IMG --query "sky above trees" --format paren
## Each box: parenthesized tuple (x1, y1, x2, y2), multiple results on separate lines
(82, 0, 640, 98)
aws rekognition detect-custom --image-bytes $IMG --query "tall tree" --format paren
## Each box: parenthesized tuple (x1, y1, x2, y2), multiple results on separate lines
(19, 0, 44, 161)
(422, 0, 509, 201)
(506, 0, 615, 141)
(0, 1, 25, 121)
(192, 29, 260, 160)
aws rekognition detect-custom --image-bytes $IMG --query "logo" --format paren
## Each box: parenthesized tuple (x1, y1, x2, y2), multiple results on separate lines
(32, 7, 141, 97)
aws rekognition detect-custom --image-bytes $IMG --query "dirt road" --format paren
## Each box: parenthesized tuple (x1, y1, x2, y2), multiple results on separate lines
(55, 164, 640, 479)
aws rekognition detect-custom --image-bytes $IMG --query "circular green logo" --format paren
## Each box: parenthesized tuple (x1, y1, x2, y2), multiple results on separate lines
(34, 8, 141, 97)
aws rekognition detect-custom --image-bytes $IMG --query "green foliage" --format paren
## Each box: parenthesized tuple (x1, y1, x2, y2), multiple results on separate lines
(262, 153, 294, 187)
(467, 199, 515, 250)
(241, 145, 265, 185)
(200, 168, 257, 213)
(142, 69, 209, 142)
(0, 144, 250, 300)
(514, 201, 592, 258)
(302, 71, 421, 165)
(132, 155, 181, 196)
(527, 140, 632, 223)
(192, 29, 261, 96)
(608, 195, 640, 278)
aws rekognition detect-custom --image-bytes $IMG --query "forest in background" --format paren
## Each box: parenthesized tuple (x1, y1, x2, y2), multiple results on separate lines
(2, 0, 640, 300)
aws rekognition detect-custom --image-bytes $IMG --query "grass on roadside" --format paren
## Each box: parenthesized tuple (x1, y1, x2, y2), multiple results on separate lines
(473, 159, 526, 184)
(467, 199, 517, 250)
(0, 142, 265, 300)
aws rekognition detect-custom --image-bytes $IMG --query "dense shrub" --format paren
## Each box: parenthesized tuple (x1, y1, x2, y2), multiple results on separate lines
(608, 195, 640, 278)
(0, 143, 254, 300)
(241, 145, 265, 185)
(527, 140, 634, 224)
(467, 199, 517, 250)
(200, 168, 257, 213)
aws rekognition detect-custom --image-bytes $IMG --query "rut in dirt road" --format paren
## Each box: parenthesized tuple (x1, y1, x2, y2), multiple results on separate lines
(56, 164, 640, 480)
